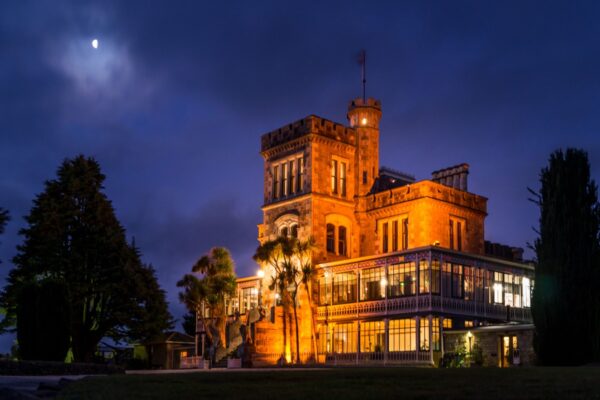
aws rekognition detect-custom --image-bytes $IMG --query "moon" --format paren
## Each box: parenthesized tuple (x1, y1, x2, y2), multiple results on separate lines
(91, 39, 99, 49)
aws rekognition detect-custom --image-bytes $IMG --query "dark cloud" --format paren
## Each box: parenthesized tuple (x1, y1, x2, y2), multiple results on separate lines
(1, 0, 600, 350)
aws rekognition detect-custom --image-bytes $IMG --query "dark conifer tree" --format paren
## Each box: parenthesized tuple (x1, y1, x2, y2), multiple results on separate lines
(0, 156, 173, 362)
(181, 311, 197, 337)
(531, 149, 600, 365)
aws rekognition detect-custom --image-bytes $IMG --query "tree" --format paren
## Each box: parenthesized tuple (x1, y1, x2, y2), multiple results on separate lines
(254, 236, 317, 364)
(0, 156, 173, 362)
(177, 247, 237, 352)
(181, 311, 197, 337)
(0, 208, 8, 265)
(298, 238, 318, 360)
(531, 148, 600, 365)
(17, 279, 70, 361)
(253, 238, 291, 362)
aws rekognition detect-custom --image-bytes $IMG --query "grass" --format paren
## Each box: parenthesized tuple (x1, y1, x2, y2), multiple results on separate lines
(57, 367, 600, 400)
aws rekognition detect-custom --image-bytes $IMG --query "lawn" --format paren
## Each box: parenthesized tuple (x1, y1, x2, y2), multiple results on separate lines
(57, 367, 600, 400)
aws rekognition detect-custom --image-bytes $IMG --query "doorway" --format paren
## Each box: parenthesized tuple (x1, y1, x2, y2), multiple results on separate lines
(499, 335, 518, 367)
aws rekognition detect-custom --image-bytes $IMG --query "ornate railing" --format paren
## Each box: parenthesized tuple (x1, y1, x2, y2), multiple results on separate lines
(317, 295, 532, 323)
(325, 351, 432, 365)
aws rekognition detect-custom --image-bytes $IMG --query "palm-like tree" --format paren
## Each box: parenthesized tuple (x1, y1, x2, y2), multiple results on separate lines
(177, 247, 237, 353)
(298, 237, 318, 360)
(253, 238, 291, 362)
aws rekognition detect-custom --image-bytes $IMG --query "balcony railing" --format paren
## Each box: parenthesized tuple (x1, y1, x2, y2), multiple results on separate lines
(317, 295, 532, 323)
(325, 351, 432, 366)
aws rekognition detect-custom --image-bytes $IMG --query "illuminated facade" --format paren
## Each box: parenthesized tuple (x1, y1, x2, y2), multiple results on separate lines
(239, 97, 534, 366)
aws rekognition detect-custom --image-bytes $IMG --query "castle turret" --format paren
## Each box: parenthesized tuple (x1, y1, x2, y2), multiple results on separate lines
(347, 97, 382, 196)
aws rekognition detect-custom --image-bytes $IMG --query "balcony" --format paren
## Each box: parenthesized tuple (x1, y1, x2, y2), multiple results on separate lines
(317, 295, 532, 323)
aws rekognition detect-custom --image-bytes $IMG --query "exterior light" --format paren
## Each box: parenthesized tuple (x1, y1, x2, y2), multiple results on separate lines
(274, 293, 280, 300)
(361, 117, 368, 126)
(257, 269, 265, 278)
(324, 271, 330, 279)
(380, 277, 388, 287)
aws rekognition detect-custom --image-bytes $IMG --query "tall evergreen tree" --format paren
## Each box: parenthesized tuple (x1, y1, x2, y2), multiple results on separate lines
(0, 156, 173, 362)
(181, 311, 197, 337)
(0, 208, 8, 265)
(531, 148, 600, 365)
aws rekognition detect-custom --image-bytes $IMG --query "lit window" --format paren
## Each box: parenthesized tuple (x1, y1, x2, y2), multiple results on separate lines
(389, 319, 416, 352)
(420, 318, 430, 351)
(331, 159, 338, 194)
(340, 162, 347, 197)
(273, 165, 279, 199)
(522, 277, 531, 308)
(282, 163, 289, 196)
(465, 320, 474, 328)
(443, 318, 453, 329)
(361, 117, 368, 125)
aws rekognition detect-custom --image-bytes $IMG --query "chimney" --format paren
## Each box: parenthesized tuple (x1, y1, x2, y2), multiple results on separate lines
(431, 163, 469, 191)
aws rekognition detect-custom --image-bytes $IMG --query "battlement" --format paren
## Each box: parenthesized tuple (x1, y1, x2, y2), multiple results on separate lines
(260, 115, 356, 153)
(348, 97, 382, 111)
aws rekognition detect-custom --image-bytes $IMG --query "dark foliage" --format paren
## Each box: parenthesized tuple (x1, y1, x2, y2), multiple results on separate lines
(531, 148, 600, 365)
(0, 208, 8, 264)
(0, 155, 173, 362)
(17, 279, 70, 361)
(181, 311, 196, 337)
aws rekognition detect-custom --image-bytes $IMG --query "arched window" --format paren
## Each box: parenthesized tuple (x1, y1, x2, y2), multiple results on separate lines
(326, 224, 335, 253)
(291, 224, 298, 238)
(338, 226, 347, 256)
(280, 227, 289, 238)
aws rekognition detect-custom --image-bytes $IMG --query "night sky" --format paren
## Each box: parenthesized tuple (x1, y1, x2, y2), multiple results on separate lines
(1, 1, 600, 351)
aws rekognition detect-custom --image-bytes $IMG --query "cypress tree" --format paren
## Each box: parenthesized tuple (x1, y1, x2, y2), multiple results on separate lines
(1, 155, 173, 362)
(531, 148, 600, 365)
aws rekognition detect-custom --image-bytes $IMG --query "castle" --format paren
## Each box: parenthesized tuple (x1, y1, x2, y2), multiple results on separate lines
(203, 96, 535, 367)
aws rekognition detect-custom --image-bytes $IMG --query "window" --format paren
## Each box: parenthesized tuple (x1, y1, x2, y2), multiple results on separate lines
(382, 222, 389, 253)
(443, 318, 453, 329)
(464, 266, 474, 301)
(289, 160, 295, 195)
(360, 320, 385, 353)
(332, 272, 357, 304)
(419, 259, 430, 294)
(522, 277, 531, 308)
(432, 318, 441, 351)
(297, 157, 304, 192)
(442, 263, 452, 296)
(282, 163, 289, 196)
(493, 272, 503, 304)
(420, 318, 430, 351)
(392, 221, 399, 252)
(273, 165, 280, 199)
(318, 276, 331, 305)
(240, 287, 258, 314)
(291, 224, 298, 238)
(326, 219, 350, 256)
(363, 170, 368, 184)
(326, 224, 335, 253)
(388, 262, 416, 297)
(504, 273, 514, 307)
(280, 227, 288, 238)
(333, 323, 357, 353)
(431, 259, 441, 294)
(475, 268, 485, 302)
(271, 155, 305, 201)
(380, 216, 408, 253)
(449, 217, 465, 251)
(451, 264, 463, 298)
(465, 320, 474, 328)
(338, 226, 347, 256)
(402, 218, 409, 250)
(360, 267, 385, 301)
(389, 319, 416, 352)
(331, 159, 338, 194)
(340, 162, 347, 197)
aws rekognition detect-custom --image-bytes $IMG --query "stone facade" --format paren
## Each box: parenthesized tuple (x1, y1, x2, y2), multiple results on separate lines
(247, 96, 532, 366)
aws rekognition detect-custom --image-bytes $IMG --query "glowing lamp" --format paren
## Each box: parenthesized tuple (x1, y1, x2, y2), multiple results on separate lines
(257, 269, 265, 278)
(380, 277, 388, 287)
(361, 117, 368, 126)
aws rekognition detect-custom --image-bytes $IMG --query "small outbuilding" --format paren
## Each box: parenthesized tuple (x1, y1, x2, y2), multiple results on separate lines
(444, 323, 535, 367)
(144, 331, 195, 369)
